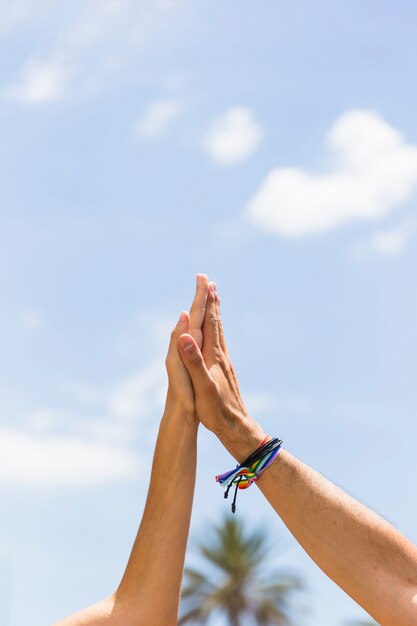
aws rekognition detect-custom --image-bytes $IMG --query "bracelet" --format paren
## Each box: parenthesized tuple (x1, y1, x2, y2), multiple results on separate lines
(215, 435, 283, 513)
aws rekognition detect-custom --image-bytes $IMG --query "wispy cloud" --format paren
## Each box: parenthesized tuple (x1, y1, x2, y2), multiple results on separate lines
(6, 55, 69, 104)
(352, 216, 417, 259)
(0, 359, 165, 488)
(108, 360, 166, 420)
(4, 0, 182, 104)
(134, 99, 183, 139)
(0, 312, 172, 488)
(0, 428, 137, 487)
(202, 106, 263, 165)
(246, 110, 417, 237)
(0, 0, 54, 35)
(369, 217, 416, 256)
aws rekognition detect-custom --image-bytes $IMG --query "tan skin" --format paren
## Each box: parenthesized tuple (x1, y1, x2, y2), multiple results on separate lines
(53, 275, 417, 626)
(55, 274, 210, 626)
(178, 282, 417, 626)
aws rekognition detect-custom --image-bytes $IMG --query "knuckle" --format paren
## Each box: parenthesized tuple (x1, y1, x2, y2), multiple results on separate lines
(221, 355, 233, 374)
(191, 302, 206, 316)
(213, 345, 223, 361)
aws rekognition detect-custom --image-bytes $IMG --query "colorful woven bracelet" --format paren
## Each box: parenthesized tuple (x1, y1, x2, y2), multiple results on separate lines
(215, 435, 283, 513)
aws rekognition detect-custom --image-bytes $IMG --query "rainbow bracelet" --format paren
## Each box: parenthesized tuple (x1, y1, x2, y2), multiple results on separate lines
(215, 435, 283, 513)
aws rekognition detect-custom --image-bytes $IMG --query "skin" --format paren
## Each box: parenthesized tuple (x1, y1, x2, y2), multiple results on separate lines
(54, 274, 210, 626)
(177, 281, 417, 626)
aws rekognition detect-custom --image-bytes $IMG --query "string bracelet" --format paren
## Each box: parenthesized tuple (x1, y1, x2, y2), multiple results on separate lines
(215, 435, 283, 513)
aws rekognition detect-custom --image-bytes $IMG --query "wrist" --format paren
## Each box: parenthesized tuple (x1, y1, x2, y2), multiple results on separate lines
(164, 389, 197, 427)
(215, 414, 266, 464)
(162, 403, 199, 430)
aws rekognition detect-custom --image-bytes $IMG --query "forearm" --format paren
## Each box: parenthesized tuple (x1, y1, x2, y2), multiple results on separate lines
(55, 409, 197, 626)
(55, 274, 207, 626)
(218, 423, 417, 626)
(115, 408, 198, 625)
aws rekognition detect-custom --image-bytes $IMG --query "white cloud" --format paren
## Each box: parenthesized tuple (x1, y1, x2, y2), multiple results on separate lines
(4, 0, 182, 103)
(0, 311, 174, 488)
(246, 110, 417, 237)
(0, 428, 137, 487)
(134, 100, 183, 139)
(0, 362, 158, 488)
(108, 359, 167, 420)
(202, 106, 263, 165)
(351, 216, 417, 260)
(7, 56, 68, 104)
(369, 217, 416, 256)
(71, 359, 167, 448)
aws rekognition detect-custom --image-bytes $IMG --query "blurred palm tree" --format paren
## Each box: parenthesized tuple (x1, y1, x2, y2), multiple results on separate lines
(179, 515, 303, 626)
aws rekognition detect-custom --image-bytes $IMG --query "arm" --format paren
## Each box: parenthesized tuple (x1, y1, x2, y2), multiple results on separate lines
(55, 274, 210, 626)
(113, 400, 197, 626)
(177, 282, 417, 626)
(255, 449, 417, 626)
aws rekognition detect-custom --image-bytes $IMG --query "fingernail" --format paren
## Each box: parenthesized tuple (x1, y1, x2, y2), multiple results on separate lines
(197, 273, 208, 286)
(178, 311, 187, 325)
(181, 338, 194, 352)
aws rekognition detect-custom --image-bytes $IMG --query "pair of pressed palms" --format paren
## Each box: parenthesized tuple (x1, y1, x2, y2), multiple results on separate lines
(179, 516, 377, 626)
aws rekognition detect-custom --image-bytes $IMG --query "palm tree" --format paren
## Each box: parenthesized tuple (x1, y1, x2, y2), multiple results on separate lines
(179, 515, 303, 626)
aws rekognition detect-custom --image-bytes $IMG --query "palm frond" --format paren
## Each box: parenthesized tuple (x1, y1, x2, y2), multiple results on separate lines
(178, 605, 211, 625)
(179, 516, 304, 626)
(181, 566, 216, 595)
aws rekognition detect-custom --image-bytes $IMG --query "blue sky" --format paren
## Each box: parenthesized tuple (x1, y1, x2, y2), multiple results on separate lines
(1, 1, 417, 624)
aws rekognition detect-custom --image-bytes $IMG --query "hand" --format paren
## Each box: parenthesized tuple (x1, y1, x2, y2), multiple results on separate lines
(164, 273, 209, 420)
(177, 282, 266, 462)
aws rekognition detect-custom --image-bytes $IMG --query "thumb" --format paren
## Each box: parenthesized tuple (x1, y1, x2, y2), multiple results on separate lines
(178, 333, 212, 388)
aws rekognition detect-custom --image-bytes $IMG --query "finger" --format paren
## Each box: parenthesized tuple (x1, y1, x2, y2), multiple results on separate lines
(202, 282, 221, 363)
(213, 284, 228, 353)
(178, 333, 213, 389)
(166, 311, 190, 372)
(189, 273, 209, 349)
(213, 284, 238, 385)
(167, 310, 190, 355)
